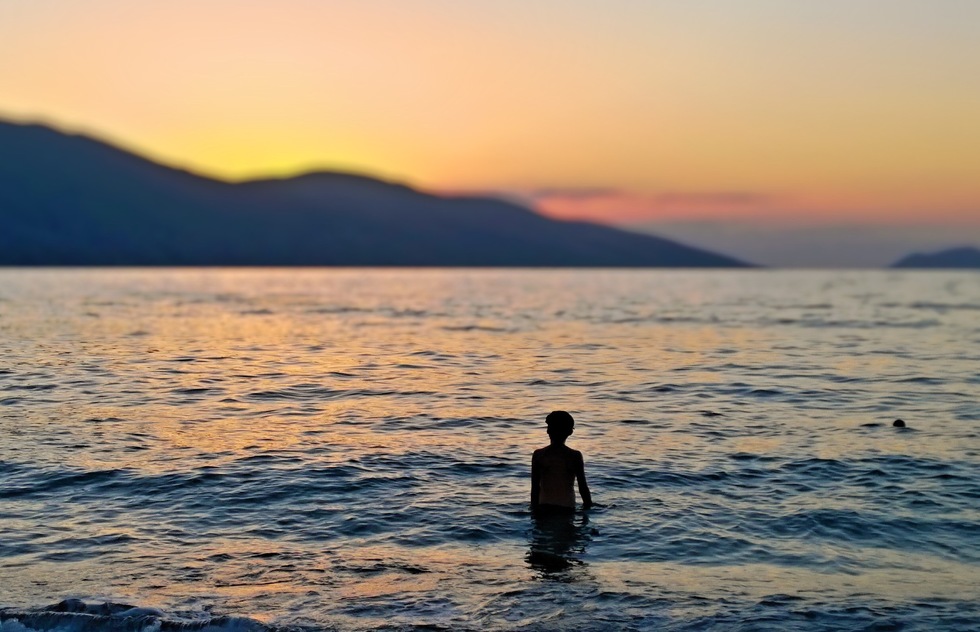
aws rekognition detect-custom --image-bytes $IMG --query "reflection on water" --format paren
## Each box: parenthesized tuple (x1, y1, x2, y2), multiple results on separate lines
(526, 510, 593, 578)
(0, 269, 978, 631)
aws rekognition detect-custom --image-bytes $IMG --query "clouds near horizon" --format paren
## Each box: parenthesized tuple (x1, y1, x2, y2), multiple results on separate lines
(1, 0, 977, 226)
(519, 188, 775, 223)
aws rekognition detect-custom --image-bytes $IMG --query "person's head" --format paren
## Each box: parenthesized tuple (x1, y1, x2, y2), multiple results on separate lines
(546, 410, 574, 443)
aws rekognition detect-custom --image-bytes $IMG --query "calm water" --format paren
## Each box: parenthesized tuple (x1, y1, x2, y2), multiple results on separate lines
(1, 269, 978, 631)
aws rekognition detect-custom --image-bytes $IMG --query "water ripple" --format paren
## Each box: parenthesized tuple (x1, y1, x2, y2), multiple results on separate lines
(0, 269, 977, 631)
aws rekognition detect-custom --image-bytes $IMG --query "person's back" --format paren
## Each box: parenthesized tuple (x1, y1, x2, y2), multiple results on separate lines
(531, 411, 592, 512)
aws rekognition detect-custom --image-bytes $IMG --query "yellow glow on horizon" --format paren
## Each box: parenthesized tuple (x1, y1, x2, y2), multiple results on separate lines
(1, 0, 977, 224)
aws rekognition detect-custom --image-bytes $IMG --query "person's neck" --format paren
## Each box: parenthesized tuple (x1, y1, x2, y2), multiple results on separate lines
(550, 439, 566, 447)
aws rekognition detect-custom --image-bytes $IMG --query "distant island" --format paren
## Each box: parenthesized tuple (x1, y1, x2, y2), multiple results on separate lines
(891, 246, 980, 269)
(0, 120, 747, 267)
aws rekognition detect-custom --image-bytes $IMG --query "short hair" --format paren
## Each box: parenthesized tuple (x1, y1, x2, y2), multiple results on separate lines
(546, 410, 574, 435)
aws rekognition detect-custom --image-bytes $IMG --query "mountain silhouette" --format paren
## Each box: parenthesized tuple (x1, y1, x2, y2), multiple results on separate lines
(891, 246, 980, 269)
(0, 121, 748, 266)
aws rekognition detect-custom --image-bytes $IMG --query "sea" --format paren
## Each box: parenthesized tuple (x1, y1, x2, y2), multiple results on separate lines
(0, 268, 977, 631)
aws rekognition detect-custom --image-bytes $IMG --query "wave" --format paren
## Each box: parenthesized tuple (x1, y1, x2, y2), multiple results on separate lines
(0, 601, 267, 632)
(243, 384, 436, 402)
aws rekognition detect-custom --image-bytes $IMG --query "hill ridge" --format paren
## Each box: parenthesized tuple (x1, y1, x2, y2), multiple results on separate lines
(891, 246, 980, 269)
(0, 119, 749, 267)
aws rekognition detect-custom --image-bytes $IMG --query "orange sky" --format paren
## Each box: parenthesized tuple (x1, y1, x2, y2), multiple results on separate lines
(1, 0, 978, 225)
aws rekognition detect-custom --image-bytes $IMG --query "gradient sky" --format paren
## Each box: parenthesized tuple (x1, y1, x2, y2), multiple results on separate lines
(1, 0, 978, 226)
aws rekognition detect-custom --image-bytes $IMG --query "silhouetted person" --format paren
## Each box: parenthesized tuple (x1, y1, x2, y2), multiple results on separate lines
(531, 411, 592, 513)
(893, 418, 906, 428)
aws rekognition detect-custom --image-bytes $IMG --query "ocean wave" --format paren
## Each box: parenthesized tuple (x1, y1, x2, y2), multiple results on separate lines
(2, 269, 978, 631)
(0, 601, 268, 632)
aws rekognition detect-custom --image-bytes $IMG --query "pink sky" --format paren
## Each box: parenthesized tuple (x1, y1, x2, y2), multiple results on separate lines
(1, 0, 977, 227)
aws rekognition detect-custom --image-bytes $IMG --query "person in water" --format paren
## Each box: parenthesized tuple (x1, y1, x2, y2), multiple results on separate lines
(531, 410, 592, 513)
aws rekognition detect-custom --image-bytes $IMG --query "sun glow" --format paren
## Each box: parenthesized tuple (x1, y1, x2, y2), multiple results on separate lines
(1, 0, 977, 224)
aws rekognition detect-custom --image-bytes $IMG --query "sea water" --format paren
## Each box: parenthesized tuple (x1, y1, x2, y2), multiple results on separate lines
(0, 268, 977, 631)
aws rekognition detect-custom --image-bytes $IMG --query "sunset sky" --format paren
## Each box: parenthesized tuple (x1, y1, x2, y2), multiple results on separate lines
(1, 0, 978, 229)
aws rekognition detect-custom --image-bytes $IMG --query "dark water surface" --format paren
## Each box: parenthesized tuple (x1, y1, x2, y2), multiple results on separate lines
(1, 269, 978, 631)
